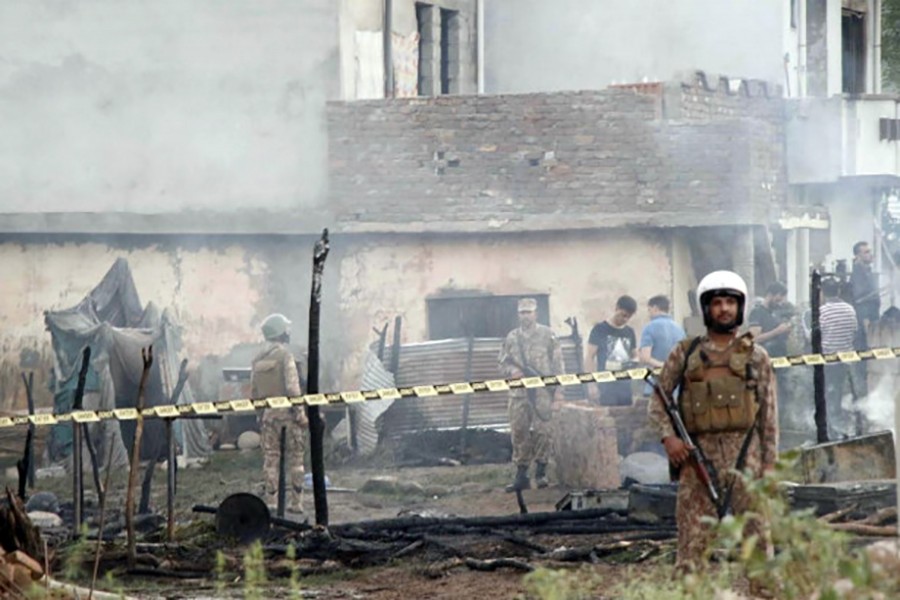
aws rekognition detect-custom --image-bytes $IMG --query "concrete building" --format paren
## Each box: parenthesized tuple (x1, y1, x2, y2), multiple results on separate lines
(0, 0, 483, 413)
(485, 0, 900, 310)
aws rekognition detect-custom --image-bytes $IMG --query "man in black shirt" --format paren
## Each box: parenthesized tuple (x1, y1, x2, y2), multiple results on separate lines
(749, 282, 794, 412)
(586, 295, 637, 406)
(851, 241, 880, 337)
(748, 282, 791, 359)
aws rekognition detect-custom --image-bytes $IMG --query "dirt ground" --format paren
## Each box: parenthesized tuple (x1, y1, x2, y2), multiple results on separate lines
(1, 447, 672, 599)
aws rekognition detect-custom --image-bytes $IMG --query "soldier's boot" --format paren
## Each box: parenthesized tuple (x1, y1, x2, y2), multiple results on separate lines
(505, 464, 530, 493)
(534, 462, 549, 489)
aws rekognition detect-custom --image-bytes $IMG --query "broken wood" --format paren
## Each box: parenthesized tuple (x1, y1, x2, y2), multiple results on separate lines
(860, 507, 897, 526)
(818, 504, 859, 524)
(464, 557, 534, 572)
(21, 372, 35, 489)
(329, 507, 624, 535)
(828, 523, 898, 536)
(126, 346, 153, 570)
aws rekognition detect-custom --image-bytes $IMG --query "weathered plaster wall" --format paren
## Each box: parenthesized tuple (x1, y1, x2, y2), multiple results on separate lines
(0, 234, 346, 414)
(1, 229, 674, 414)
(0, 0, 337, 215)
(336, 229, 674, 384)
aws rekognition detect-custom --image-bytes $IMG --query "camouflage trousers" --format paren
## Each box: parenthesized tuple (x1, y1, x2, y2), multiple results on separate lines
(508, 391, 553, 466)
(675, 430, 771, 573)
(260, 409, 307, 512)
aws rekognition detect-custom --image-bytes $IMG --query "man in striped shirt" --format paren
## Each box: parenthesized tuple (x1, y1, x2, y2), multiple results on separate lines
(819, 278, 859, 438)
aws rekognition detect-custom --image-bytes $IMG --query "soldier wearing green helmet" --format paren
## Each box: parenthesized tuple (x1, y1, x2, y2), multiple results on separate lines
(251, 313, 307, 514)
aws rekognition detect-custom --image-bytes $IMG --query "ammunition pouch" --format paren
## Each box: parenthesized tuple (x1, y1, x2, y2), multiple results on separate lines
(679, 341, 758, 434)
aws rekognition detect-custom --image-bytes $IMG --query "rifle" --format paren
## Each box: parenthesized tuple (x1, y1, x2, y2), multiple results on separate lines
(644, 371, 727, 518)
(501, 357, 554, 421)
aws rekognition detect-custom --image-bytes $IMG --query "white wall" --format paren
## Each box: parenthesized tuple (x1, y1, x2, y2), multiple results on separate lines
(484, 0, 785, 94)
(0, 1, 338, 215)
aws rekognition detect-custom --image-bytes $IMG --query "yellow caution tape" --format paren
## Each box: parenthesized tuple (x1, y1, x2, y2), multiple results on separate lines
(3, 345, 897, 429)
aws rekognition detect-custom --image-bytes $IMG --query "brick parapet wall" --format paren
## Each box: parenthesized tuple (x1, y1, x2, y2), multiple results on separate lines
(328, 72, 786, 233)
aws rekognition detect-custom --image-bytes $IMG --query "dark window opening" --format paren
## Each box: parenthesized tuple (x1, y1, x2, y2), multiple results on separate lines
(426, 293, 550, 340)
(790, 0, 797, 29)
(842, 9, 866, 95)
(440, 8, 459, 95)
(416, 3, 434, 96)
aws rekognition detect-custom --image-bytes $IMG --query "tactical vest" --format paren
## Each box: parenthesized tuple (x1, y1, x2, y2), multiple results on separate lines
(678, 335, 759, 435)
(252, 345, 290, 399)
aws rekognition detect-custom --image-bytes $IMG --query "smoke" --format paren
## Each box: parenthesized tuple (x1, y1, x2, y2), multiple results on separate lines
(0, 1, 331, 214)
(857, 375, 897, 435)
(484, 0, 784, 94)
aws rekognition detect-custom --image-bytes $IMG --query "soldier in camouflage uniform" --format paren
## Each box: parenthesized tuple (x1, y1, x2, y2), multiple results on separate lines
(647, 271, 778, 574)
(251, 313, 307, 514)
(498, 298, 565, 492)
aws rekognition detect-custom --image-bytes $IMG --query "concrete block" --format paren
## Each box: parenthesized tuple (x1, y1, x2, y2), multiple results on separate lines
(552, 402, 620, 489)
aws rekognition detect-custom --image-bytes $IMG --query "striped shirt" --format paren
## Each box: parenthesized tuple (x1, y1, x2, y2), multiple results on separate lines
(820, 300, 858, 354)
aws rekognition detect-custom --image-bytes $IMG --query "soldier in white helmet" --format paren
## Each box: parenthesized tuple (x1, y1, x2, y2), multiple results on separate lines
(647, 271, 779, 575)
(251, 313, 307, 514)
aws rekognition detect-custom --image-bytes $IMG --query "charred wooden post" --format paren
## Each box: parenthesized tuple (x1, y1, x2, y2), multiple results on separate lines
(459, 335, 475, 459)
(166, 359, 187, 542)
(82, 423, 104, 506)
(165, 419, 176, 542)
(307, 229, 330, 526)
(388, 316, 402, 375)
(126, 346, 153, 570)
(72, 346, 92, 535)
(373, 322, 389, 361)
(277, 425, 287, 519)
(16, 424, 33, 502)
(22, 372, 35, 488)
(811, 269, 828, 442)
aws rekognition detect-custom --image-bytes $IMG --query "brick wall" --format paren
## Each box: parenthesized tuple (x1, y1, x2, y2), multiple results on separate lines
(327, 73, 787, 233)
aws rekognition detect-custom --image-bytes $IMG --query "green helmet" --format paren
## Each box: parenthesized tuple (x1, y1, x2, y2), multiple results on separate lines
(261, 313, 292, 340)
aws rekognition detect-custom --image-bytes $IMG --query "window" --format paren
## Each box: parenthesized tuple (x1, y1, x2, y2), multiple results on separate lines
(416, 3, 434, 96)
(841, 9, 866, 94)
(426, 293, 551, 339)
(790, 0, 797, 29)
(440, 8, 460, 94)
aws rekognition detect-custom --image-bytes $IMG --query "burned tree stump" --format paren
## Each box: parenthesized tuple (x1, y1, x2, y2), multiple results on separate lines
(552, 402, 620, 489)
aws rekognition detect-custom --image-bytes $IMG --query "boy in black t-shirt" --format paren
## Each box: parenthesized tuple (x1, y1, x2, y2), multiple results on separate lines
(587, 295, 638, 406)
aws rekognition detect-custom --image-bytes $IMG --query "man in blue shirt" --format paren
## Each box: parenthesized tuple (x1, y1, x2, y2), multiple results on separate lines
(639, 295, 686, 394)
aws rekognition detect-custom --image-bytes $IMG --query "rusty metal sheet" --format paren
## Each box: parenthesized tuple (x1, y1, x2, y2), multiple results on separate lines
(797, 430, 896, 484)
(380, 337, 585, 438)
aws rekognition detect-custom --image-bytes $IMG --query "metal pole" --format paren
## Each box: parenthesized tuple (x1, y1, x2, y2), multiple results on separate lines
(811, 269, 828, 443)
(307, 229, 330, 526)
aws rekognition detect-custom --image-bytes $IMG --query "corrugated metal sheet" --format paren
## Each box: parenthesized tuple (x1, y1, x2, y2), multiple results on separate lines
(380, 336, 585, 438)
(355, 349, 396, 454)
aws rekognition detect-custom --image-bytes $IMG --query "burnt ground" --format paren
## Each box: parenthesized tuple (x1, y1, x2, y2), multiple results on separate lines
(1, 446, 675, 599)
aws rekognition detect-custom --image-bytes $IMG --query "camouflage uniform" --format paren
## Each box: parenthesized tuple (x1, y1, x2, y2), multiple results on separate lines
(251, 342, 307, 512)
(647, 334, 778, 573)
(498, 324, 564, 467)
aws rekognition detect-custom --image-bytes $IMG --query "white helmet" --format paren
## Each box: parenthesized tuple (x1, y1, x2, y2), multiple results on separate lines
(697, 270, 748, 330)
